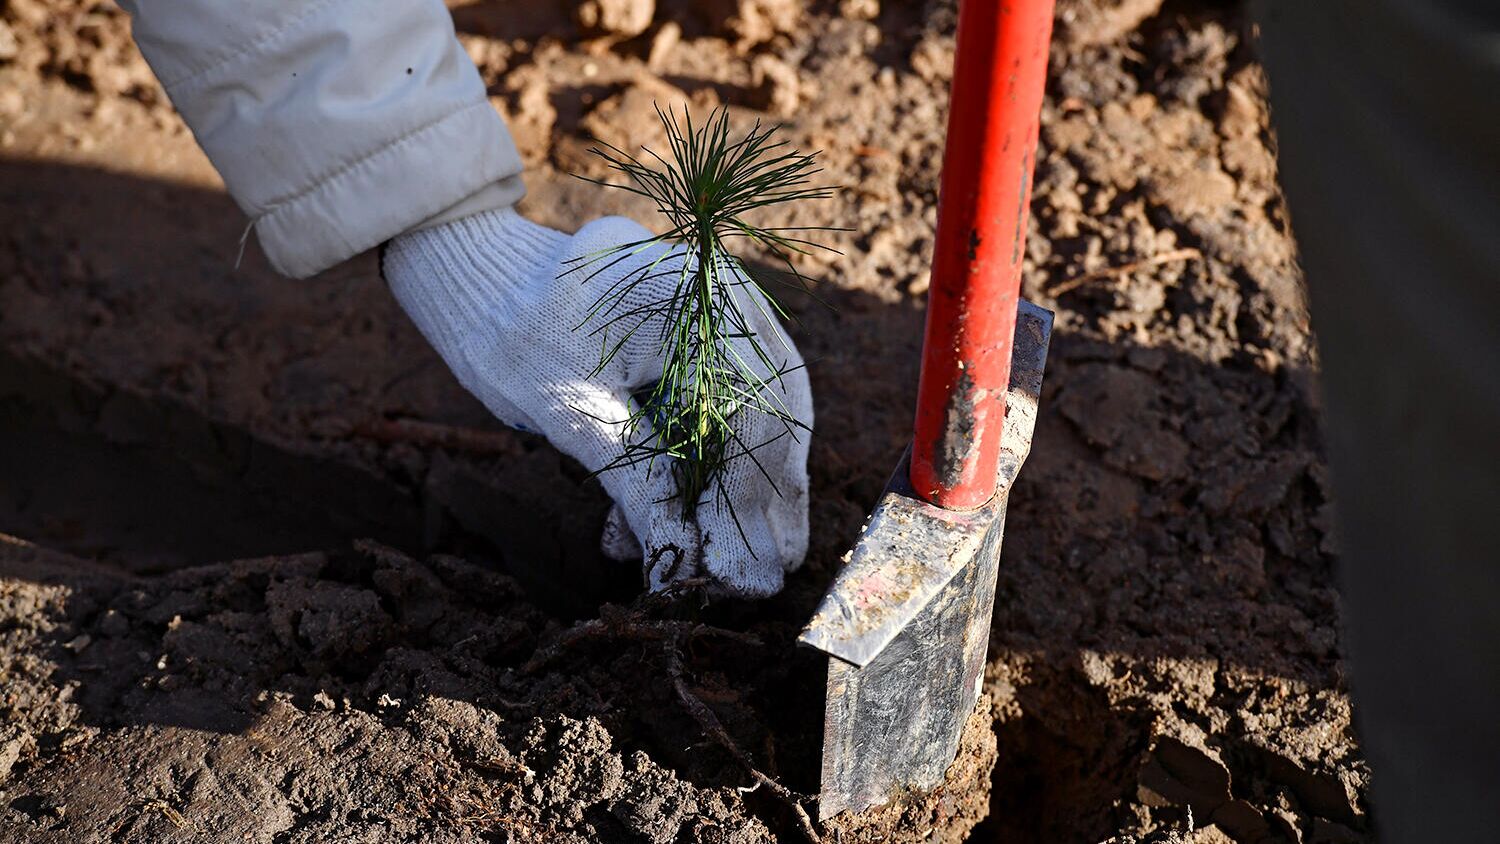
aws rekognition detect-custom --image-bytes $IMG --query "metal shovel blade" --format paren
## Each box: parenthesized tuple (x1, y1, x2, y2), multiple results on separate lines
(798, 300, 1053, 820)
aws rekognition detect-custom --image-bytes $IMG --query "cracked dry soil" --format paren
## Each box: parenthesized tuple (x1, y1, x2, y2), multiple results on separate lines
(1, 0, 1369, 841)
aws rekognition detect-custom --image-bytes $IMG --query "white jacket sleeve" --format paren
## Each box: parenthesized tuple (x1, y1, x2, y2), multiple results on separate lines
(120, 0, 526, 279)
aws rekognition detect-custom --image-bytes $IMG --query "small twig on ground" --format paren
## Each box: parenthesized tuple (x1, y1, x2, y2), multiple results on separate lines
(665, 632, 821, 843)
(522, 612, 761, 674)
(142, 799, 190, 831)
(331, 416, 525, 456)
(1048, 247, 1203, 297)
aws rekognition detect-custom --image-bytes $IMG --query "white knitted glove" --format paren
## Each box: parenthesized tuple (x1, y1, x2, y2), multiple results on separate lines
(384, 208, 812, 598)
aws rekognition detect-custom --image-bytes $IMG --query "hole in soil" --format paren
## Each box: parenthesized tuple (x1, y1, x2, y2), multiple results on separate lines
(970, 674, 1151, 842)
(0, 385, 373, 572)
(0, 350, 633, 615)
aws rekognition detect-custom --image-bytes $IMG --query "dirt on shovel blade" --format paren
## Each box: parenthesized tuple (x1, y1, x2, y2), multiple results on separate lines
(0, 0, 1367, 842)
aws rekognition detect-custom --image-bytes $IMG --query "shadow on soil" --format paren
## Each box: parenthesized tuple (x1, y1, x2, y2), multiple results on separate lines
(0, 159, 1339, 842)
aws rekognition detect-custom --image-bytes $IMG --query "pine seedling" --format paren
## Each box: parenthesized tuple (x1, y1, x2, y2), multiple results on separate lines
(564, 105, 839, 526)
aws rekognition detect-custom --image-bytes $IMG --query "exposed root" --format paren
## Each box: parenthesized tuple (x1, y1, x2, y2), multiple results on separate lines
(522, 603, 760, 674)
(645, 575, 715, 605)
(665, 631, 822, 843)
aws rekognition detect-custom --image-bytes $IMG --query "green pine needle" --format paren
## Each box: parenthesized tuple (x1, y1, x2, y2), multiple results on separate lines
(564, 104, 840, 528)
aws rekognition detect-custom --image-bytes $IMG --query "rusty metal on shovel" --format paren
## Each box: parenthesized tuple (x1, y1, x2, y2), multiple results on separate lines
(798, 301, 1052, 820)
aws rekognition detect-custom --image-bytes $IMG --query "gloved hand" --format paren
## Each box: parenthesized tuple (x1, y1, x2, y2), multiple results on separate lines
(383, 208, 812, 598)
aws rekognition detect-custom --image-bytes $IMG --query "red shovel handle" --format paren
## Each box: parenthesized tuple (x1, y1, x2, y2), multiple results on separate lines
(910, 0, 1056, 509)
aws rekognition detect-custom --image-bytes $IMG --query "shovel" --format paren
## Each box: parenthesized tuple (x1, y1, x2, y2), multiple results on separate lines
(798, 0, 1058, 820)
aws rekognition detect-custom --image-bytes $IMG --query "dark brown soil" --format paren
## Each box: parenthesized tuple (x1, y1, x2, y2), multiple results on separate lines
(0, 0, 1368, 842)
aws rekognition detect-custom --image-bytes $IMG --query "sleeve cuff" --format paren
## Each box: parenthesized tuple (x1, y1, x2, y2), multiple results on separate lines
(253, 100, 526, 279)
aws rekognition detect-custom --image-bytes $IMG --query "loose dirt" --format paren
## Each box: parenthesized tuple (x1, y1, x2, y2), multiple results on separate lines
(0, 0, 1367, 841)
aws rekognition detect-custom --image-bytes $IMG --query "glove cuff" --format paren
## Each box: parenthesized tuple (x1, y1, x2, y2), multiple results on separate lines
(383, 207, 567, 340)
(387, 206, 565, 281)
